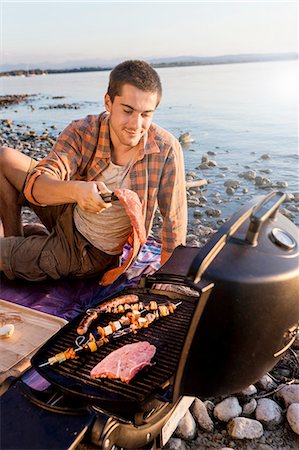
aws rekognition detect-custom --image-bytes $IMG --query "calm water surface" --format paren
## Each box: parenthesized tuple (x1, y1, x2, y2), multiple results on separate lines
(1, 60, 298, 224)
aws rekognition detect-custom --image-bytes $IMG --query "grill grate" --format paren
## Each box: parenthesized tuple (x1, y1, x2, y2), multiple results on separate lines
(33, 291, 197, 411)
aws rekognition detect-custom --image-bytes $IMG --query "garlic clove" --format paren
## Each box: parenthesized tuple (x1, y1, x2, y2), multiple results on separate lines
(0, 323, 15, 338)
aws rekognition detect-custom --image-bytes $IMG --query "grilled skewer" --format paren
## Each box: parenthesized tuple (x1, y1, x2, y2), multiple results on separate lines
(77, 294, 140, 335)
(38, 302, 181, 368)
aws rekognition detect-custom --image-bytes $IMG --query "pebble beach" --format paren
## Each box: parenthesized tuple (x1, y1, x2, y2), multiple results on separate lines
(1, 93, 299, 450)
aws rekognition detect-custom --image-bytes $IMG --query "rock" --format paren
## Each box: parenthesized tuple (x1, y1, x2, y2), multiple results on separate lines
(175, 409, 197, 440)
(227, 417, 264, 439)
(286, 403, 299, 435)
(179, 132, 193, 144)
(2, 119, 13, 127)
(203, 400, 215, 416)
(276, 384, 299, 407)
(201, 154, 209, 163)
(226, 187, 235, 195)
(188, 197, 200, 207)
(186, 234, 199, 242)
(190, 398, 214, 432)
(196, 163, 211, 170)
(255, 176, 272, 187)
(260, 168, 273, 174)
(224, 179, 240, 189)
(214, 397, 242, 422)
(255, 398, 283, 429)
(239, 384, 257, 397)
(257, 374, 277, 391)
(242, 187, 249, 194)
(196, 225, 215, 239)
(212, 198, 222, 204)
(243, 398, 257, 416)
(286, 204, 299, 212)
(255, 445, 273, 450)
(207, 150, 216, 156)
(164, 437, 189, 450)
(280, 208, 295, 220)
(205, 208, 221, 218)
(186, 171, 197, 179)
(239, 170, 256, 181)
(276, 181, 288, 189)
(207, 160, 217, 167)
(260, 153, 271, 160)
(199, 195, 207, 204)
(193, 209, 203, 218)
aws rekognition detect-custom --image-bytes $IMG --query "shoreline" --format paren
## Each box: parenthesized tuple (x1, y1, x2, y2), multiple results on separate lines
(1, 52, 297, 77)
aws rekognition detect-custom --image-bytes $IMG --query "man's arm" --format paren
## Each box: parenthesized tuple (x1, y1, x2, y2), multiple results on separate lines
(31, 174, 110, 213)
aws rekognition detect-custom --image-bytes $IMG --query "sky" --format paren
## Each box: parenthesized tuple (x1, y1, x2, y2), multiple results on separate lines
(0, 1, 298, 70)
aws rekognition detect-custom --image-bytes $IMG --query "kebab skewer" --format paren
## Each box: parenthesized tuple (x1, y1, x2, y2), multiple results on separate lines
(77, 294, 140, 335)
(38, 301, 181, 368)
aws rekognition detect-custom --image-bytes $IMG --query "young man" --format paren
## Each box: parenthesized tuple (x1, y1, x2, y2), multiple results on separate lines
(0, 60, 187, 283)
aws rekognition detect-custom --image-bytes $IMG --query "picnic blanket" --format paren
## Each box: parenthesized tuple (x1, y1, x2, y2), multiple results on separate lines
(0, 236, 161, 321)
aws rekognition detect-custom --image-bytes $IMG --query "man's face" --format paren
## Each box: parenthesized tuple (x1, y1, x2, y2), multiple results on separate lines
(105, 84, 158, 150)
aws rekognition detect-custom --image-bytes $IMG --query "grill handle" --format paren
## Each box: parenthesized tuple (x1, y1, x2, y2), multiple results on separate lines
(245, 191, 285, 245)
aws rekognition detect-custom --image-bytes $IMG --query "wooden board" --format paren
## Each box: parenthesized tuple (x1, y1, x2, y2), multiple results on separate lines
(0, 300, 67, 374)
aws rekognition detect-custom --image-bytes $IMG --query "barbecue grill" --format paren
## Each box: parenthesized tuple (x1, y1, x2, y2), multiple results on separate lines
(2, 191, 299, 450)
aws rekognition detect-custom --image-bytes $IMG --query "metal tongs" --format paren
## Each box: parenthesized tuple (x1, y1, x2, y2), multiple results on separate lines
(100, 192, 119, 203)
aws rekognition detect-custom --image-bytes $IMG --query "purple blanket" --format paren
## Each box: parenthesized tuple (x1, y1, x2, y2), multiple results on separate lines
(0, 236, 161, 321)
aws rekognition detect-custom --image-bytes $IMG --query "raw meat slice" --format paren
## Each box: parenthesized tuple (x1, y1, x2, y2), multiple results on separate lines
(90, 341, 156, 383)
(114, 188, 146, 245)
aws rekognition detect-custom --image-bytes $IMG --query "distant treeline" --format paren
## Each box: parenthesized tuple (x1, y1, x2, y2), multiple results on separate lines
(1, 53, 297, 77)
(0, 67, 111, 77)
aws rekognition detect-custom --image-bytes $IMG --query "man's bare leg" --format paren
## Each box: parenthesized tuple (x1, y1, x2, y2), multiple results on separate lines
(0, 146, 38, 236)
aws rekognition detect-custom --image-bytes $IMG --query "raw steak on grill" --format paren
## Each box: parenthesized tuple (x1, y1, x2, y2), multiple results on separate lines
(114, 188, 146, 245)
(90, 341, 156, 383)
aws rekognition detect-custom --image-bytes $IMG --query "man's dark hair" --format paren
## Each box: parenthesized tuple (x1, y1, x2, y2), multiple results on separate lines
(107, 60, 162, 106)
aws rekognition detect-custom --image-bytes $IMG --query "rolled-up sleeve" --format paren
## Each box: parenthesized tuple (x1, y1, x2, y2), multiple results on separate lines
(24, 122, 83, 205)
(158, 140, 187, 254)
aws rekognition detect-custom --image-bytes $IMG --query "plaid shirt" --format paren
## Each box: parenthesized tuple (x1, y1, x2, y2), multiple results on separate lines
(24, 112, 187, 255)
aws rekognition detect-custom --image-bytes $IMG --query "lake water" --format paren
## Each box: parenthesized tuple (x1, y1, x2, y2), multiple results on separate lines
(1, 60, 298, 225)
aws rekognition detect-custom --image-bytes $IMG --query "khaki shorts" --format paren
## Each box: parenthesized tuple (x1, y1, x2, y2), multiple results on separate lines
(1, 164, 120, 281)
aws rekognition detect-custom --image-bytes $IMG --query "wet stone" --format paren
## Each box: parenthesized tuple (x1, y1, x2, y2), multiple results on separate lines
(224, 179, 240, 189)
(214, 397, 242, 422)
(286, 403, 299, 435)
(257, 374, 277, 391)
(255, 398, 283, 429)
(226, 187, 235, 195)
(239, 170, 256, 181)
(227, 417, 264, 439)
(243, 398, 257, 416)
(175, 409, 197, 440)
(190, 398, 214, 432)
(275, 384, 299, 407)
(205, 208, 221, 217)
(197, 162, 211, 170)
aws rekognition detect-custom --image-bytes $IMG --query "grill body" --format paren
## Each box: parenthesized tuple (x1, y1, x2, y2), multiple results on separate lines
(28, 192, 299, 449)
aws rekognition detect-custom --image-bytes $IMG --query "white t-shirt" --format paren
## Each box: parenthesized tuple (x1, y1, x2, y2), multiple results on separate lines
(73, 161, 132, 254)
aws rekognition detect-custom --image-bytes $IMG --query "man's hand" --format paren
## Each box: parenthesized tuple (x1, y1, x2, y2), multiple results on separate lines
(31, 174, 112, 214)
(76, 181, 112, 214)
